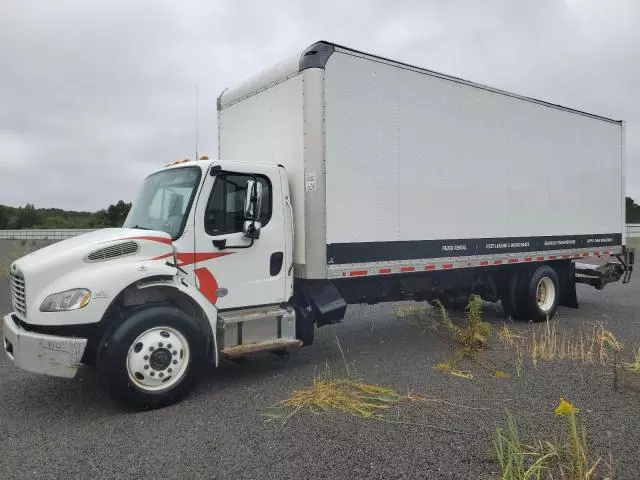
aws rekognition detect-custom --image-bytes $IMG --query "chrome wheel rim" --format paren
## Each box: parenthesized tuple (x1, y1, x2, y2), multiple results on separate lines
(536, 277, 556, 312)
(126, 327, 190, 392)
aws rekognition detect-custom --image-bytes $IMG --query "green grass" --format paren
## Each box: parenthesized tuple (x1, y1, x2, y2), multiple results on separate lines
(494, 412, 558, 480)
(495, 399, 609, 480)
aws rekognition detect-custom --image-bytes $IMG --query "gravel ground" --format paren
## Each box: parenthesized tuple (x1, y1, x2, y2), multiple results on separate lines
(1, 275, 640, 479)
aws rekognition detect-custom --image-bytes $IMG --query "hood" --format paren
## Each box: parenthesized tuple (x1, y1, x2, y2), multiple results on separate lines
(14, 228, 172, 272)
(10, 228, 174, 319)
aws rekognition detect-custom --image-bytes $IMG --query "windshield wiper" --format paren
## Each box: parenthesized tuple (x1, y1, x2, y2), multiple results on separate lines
(131, 225, 151, 230)
(165, 261, 188, 275)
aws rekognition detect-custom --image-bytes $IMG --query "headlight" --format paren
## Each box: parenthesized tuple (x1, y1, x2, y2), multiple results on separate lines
(40, 289, 92, 312)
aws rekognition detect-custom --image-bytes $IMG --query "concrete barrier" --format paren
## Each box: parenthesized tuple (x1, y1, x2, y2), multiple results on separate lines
(0, 229, 96, 240)
(627, 224, 640, 251)
(0, 230, 97, 277)
(0, 239, 56, 277)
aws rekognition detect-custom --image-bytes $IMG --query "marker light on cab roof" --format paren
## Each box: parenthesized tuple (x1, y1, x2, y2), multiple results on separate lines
(164, 153, 209, 168)
(164, 159, 191, 168)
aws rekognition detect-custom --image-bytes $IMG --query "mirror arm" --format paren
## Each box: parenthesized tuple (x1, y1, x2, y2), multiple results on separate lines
(212, 237, 255, 250)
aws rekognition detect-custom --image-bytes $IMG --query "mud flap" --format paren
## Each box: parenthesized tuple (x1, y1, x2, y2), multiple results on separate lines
(559, 262, 578, 309)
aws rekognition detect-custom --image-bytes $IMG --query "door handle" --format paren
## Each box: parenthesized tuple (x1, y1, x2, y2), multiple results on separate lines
(270, 252, 284, 276)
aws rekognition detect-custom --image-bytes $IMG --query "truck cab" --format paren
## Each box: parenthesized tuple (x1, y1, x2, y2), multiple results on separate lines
(3, 158, 307, 410)
(125, 160, 294, 311)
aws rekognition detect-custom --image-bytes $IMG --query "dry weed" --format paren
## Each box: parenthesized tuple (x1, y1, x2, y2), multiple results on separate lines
(622, 347, 640, 373)
(435, 362, 474, 379)
(498, 325, 527, 348)
(394, 304, 432, 319)
(530, 321, 622, 368)
(270, 374, 401, 421)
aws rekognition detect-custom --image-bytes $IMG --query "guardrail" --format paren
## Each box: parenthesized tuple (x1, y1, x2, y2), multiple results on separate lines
(0, 229, 96, 240)
(2, 225, 640, 241)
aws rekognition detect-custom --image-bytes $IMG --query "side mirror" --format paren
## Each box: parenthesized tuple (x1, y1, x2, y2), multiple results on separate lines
(243, 180, 263, 239)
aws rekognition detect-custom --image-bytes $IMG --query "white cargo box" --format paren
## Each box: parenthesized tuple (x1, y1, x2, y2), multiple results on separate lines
(218, 41, 624, 280)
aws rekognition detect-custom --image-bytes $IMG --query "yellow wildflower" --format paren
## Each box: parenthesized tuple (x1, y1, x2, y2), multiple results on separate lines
(436, 362, 451, 372)
(555, 397, 579, 416)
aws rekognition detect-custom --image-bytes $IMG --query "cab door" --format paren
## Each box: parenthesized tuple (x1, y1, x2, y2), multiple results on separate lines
(192, 163, 288, 309)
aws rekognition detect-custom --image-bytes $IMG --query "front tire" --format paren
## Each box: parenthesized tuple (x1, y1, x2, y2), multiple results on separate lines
(97, 306, 206, 410)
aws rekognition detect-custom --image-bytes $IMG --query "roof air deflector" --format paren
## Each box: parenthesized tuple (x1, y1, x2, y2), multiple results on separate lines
(299, 41, 335, 71)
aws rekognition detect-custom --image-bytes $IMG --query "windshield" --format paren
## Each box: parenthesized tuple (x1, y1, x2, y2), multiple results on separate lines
(123, 166, 202, 238)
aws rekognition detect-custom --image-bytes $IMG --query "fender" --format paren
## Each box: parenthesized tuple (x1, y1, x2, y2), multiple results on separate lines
(26, 259, 220, 366)
(135, 273, 220, 366)
(27, 261, 211, 322)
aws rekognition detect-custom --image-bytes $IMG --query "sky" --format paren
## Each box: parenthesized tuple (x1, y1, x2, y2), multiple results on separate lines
(0, 0, 638, 211)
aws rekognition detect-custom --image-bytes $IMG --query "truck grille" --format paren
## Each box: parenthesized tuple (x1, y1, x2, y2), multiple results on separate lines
(10, 269, 26, 318)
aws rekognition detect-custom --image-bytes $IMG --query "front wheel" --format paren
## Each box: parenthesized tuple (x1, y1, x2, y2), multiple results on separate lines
(97, 306, 206, 410)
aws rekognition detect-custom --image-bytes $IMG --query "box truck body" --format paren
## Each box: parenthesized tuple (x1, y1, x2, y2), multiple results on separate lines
(218, 41, 625, 280)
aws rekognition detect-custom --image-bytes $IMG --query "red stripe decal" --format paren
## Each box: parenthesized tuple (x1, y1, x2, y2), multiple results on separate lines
(524, 257, 532, 262)
(603, 250, 610, 255)
(494, 260, 503, 265)
(508, 258, 518, 264)
(443, 263, 454, 269)
(127, 235, 173, 245)
(379, 268, 392, 274)
(194, 268, 220, 304)
(151, 253, 173, 261)
(176, 251, 232, 267)
(480, 261, 489, 266)
(400, 266, 415, 272)
(562, 255, 571, 259)
(549, 255, 557, 260)
(536, 256, 544, 261)
(425, 265, 436, 271)
(350, 270, 368, 277)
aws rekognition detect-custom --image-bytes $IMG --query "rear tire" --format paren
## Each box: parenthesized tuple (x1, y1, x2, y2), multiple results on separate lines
(500, 271, 524, 320)
(97, 305, 206, 410)
(517, 265, 560, 322)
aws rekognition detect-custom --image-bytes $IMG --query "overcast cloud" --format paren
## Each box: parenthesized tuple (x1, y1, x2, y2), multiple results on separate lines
(0, 0, 638, 210)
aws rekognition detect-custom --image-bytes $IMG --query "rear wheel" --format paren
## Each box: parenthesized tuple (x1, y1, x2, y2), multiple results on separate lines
(500, 271, 523, 320)
(517, 265, 560, 322)
(97, 306, 206, 410)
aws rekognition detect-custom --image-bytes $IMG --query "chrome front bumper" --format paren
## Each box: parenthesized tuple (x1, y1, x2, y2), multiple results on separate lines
(2, 313, 87, 378)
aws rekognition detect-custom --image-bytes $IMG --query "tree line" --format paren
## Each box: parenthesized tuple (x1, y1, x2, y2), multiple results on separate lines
(0, 200, 132, 229)
(1, 197, 640, 230)
(626, 197, 640, 223)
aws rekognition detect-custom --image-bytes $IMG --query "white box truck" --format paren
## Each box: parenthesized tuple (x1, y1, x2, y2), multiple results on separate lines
(3, 41, 634, 409)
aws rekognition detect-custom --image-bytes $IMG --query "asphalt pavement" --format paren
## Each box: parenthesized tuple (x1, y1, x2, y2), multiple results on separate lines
(2, 276, 640, 479)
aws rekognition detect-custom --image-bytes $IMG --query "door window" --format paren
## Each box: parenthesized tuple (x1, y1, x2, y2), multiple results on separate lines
(204, 173, 271, 236)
